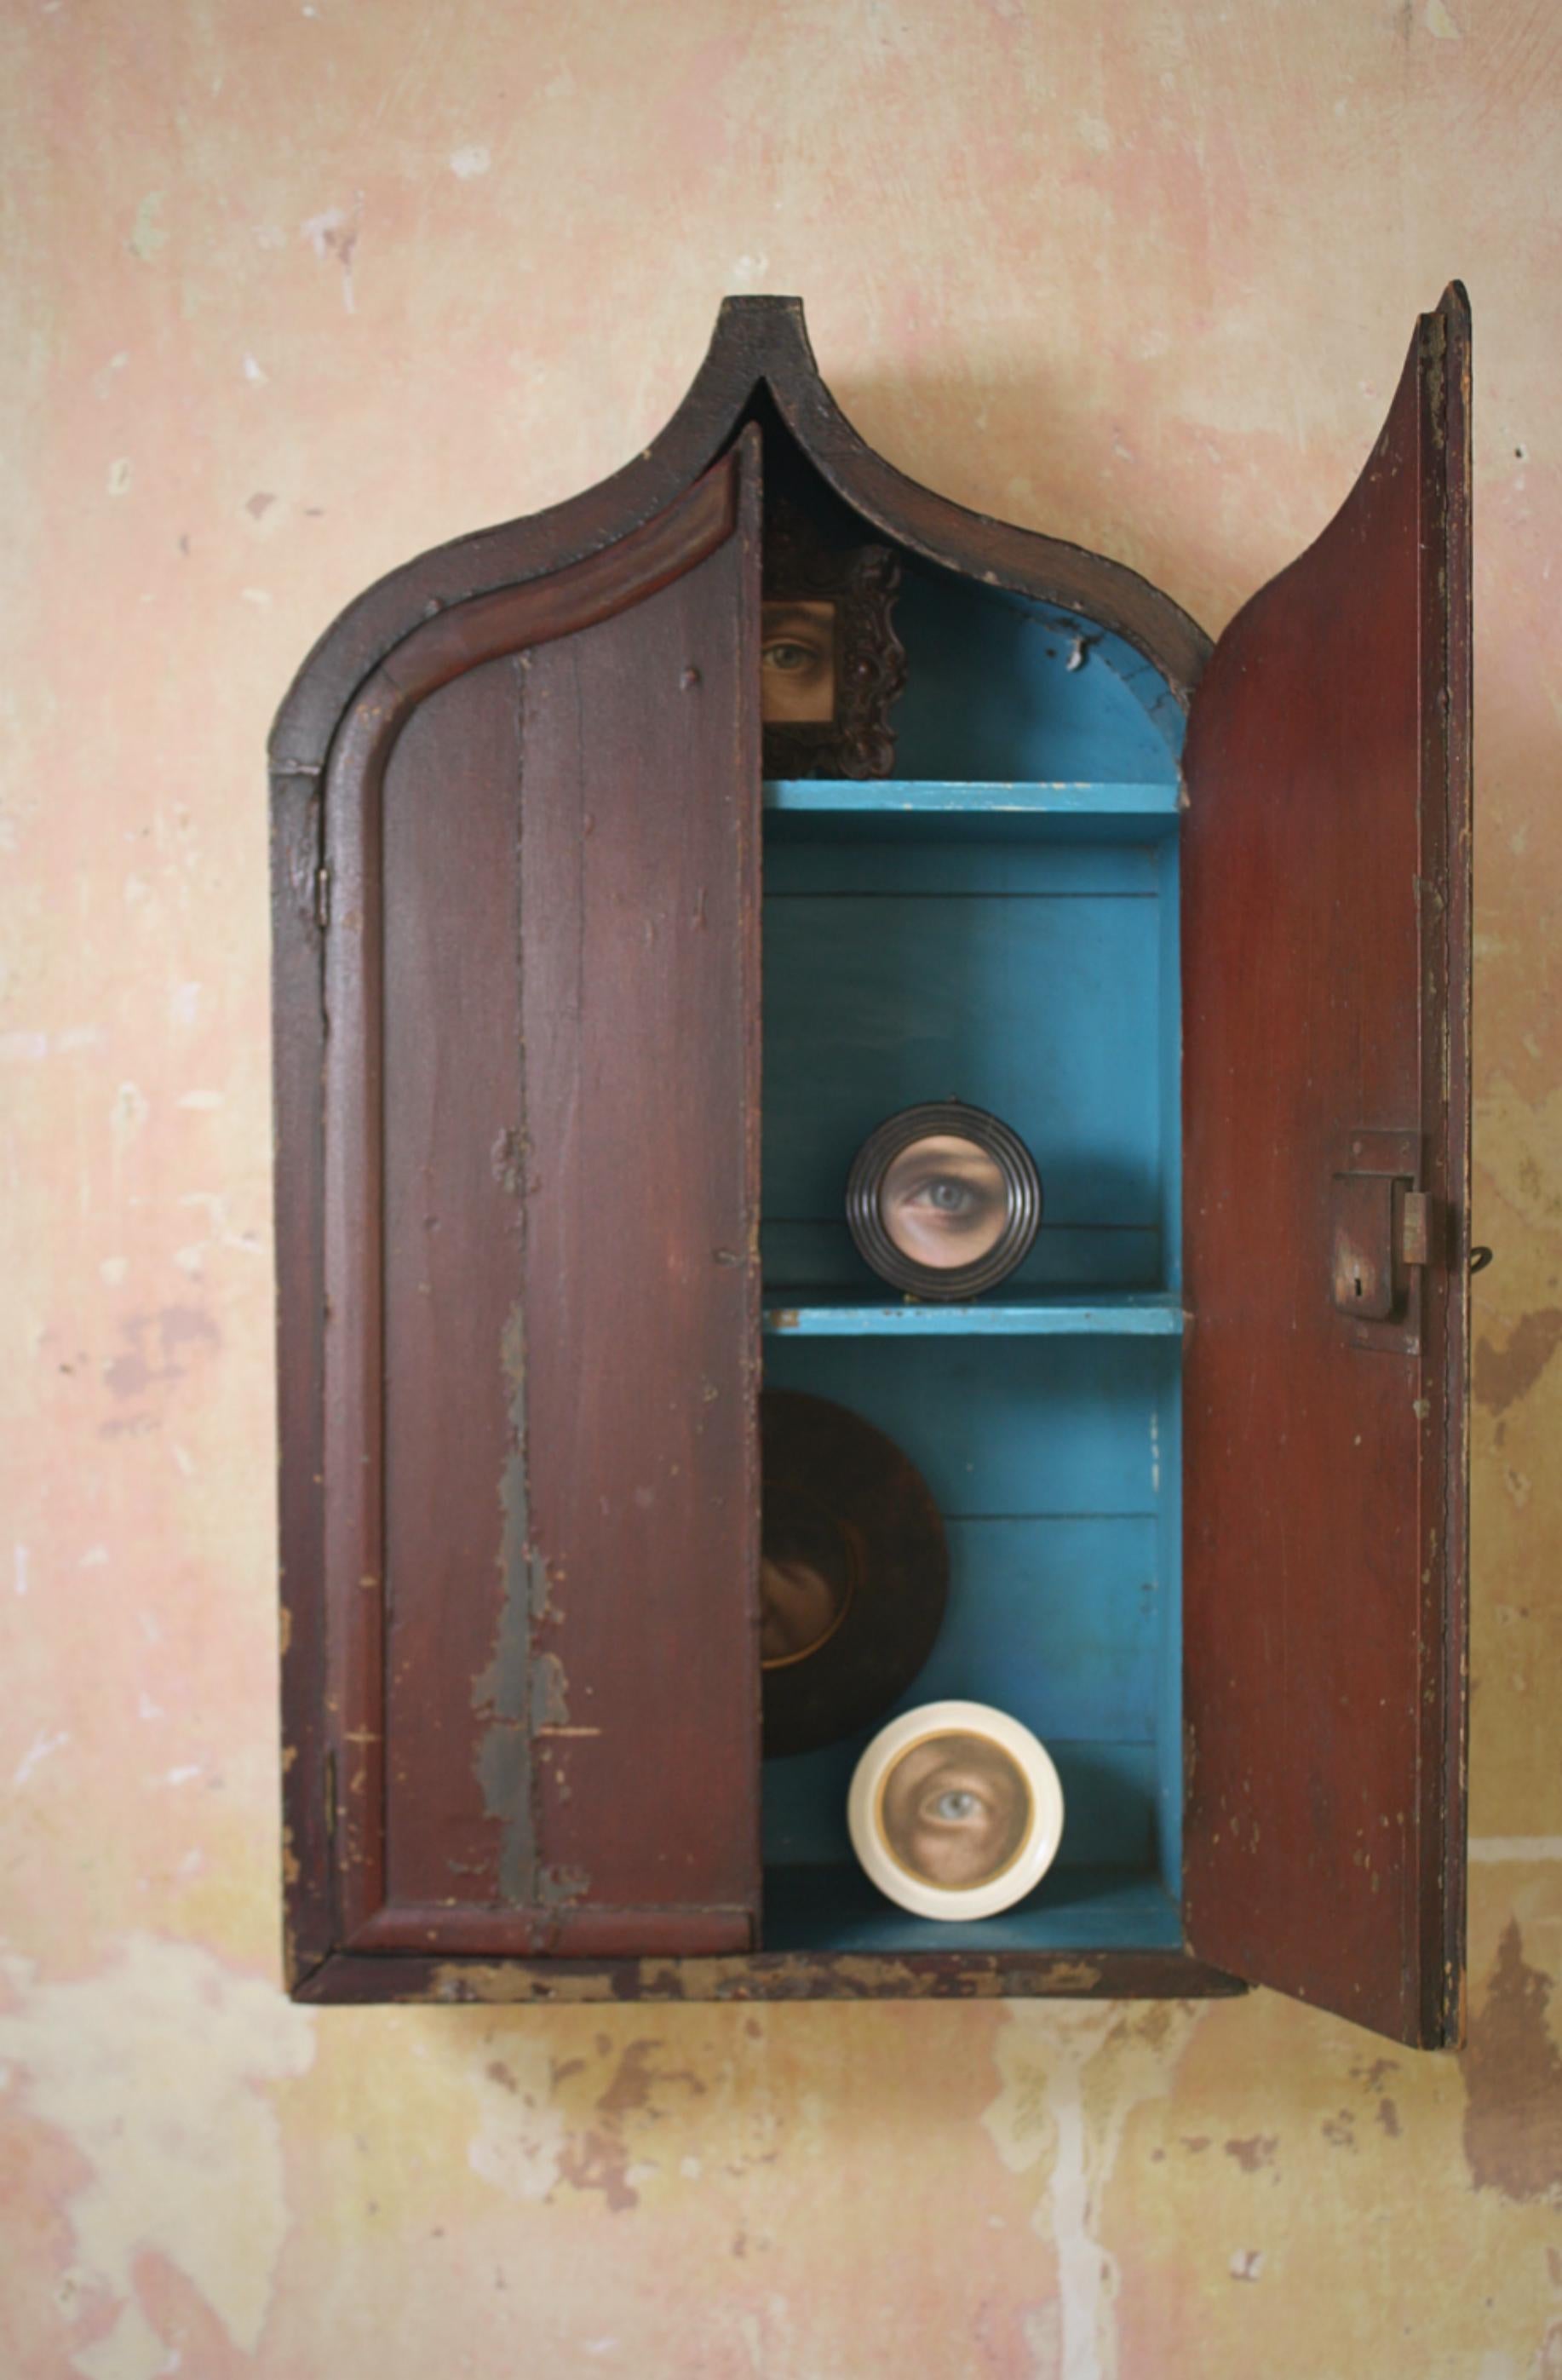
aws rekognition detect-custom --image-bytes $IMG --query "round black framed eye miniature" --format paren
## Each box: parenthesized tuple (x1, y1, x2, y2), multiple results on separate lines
(845, 1102, 1042, 1300)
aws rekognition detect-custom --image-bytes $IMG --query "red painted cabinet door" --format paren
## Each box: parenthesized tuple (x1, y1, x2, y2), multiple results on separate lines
(275, 437, 763, 1990)
(1180, 291, 1472, 2045)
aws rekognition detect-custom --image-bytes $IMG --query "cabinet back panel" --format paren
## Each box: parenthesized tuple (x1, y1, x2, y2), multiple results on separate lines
(890, 568, 1184, 785)
(763, 1335, 1169, 1515)
(763, 840, 1167, 1294)
(764, 842, 1164, 892)
(936, 1517, 1159, 1741)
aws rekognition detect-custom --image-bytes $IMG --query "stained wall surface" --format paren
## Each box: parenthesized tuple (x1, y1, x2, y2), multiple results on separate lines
(3, 4, 1560, 2375)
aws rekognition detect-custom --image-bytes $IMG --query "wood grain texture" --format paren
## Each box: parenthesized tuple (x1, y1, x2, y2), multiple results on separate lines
(1436, 285, 1473, 2047)
(1180, 289, 1472, 2048)
(270, 771, 332, 1986)
(514, 433, 763, 1928)
(277, 442, 762, 1988)
(381, 661, 526, 1908)
(349, 1906, 753, 1957)
(270, 299, 1209, 778)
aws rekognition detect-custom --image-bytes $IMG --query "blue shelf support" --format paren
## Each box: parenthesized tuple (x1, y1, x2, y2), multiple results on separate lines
(761, 1294, 1186, 1337)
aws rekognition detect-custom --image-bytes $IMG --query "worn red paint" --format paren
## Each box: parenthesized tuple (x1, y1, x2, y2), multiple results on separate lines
(1181, 286, 1472, 2050)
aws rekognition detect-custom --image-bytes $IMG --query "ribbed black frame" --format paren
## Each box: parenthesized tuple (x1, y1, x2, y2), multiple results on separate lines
(844, 1102, 1042, 1301)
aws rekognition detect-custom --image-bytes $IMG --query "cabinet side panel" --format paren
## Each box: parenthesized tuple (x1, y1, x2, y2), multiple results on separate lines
(381, 661, 527, 1908)
(1180, 296, 1468, 2047)
(518, 532, 761, 1921)
(273, 771, 332, 1984)
(1433, 290, 1473, 2046)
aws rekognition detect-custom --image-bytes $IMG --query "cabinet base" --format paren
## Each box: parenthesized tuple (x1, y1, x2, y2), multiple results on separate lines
(292, 1946, 1244, 2004)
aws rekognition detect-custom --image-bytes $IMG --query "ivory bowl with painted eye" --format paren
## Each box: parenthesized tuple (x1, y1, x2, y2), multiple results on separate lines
(847, 1699, 1065, 1921)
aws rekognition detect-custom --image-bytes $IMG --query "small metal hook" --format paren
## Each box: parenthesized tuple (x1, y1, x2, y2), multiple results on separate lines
(1469, 1245, 1493, 1275)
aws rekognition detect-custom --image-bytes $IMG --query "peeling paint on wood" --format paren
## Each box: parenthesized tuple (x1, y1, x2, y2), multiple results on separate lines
(472, 1297, 541, 1906)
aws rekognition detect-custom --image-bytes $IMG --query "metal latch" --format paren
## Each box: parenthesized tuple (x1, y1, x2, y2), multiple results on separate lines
(1330, 1131, 1430, 1352)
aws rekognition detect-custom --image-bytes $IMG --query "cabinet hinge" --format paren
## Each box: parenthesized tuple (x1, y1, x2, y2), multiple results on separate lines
(314, 865, 331, 931)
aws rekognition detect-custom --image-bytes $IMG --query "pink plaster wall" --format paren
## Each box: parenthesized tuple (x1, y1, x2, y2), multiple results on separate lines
(3, 3, 1560, 2374)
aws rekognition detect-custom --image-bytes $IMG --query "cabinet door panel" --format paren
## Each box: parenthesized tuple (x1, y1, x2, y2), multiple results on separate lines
(382, 660, 528, 1911)
(1180, 290, 1471, 2046)
(284, 436, 762, 1978)
(517, 584, 761, 1919)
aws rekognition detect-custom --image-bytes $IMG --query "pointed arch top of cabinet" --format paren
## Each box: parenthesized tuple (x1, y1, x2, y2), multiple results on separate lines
(270, 295, 1210, 779)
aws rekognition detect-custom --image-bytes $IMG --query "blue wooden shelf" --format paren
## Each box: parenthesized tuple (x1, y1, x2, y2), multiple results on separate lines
(762, 1862, 1184, 1955)
(761, 1291, 1186, 1337)
(765, 777, 1181, 821)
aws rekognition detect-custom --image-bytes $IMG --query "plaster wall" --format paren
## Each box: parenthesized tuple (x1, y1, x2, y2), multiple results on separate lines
(3, 3, 1560, 2374)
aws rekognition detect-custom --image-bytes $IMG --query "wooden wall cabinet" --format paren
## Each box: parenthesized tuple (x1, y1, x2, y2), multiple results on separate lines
(272, 292, 1471, 2047)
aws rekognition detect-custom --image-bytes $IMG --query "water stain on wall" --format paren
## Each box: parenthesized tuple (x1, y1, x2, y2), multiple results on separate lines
(0, 1938, 314, 2380)
(1462, 1919, 1562, 2205)
(1475, 1308, 1562, 1417)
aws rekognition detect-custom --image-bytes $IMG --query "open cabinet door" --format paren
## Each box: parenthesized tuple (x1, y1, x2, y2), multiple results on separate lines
(1180, 290, 1471, 2046)
(276, 433, 763, 1992)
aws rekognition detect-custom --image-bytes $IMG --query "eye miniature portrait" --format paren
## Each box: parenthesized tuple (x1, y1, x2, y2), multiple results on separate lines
(761, 601, 837, 723)
(760, 501, 905, 779)
(845, 1102, 1042, 1299)
(877, 1132, 1010, 1271)
(876, 1728, 1033, 1891)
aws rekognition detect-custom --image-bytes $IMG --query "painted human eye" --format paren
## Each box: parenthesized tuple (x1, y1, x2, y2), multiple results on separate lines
(760, 601, 836, 725)
(763, 637, 820, 675)
(866, 1126, 1024, 1278)
(904, 1175, 981, 1217)
(919, 1778, 991, 1827)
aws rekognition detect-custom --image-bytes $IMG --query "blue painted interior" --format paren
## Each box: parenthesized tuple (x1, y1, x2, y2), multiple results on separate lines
(764, 1865, 1184, 1955)
(759, 567, 1185, 1957)
(762, 1291, 1184, 1336)
(887, 569, 1184, 785)
(766, 778, 1180, 838)
(763, 836, 1169, 1294)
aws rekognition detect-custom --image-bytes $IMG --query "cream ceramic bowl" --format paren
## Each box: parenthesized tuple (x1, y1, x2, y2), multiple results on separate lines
(847, 1699, 1065, 1921)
